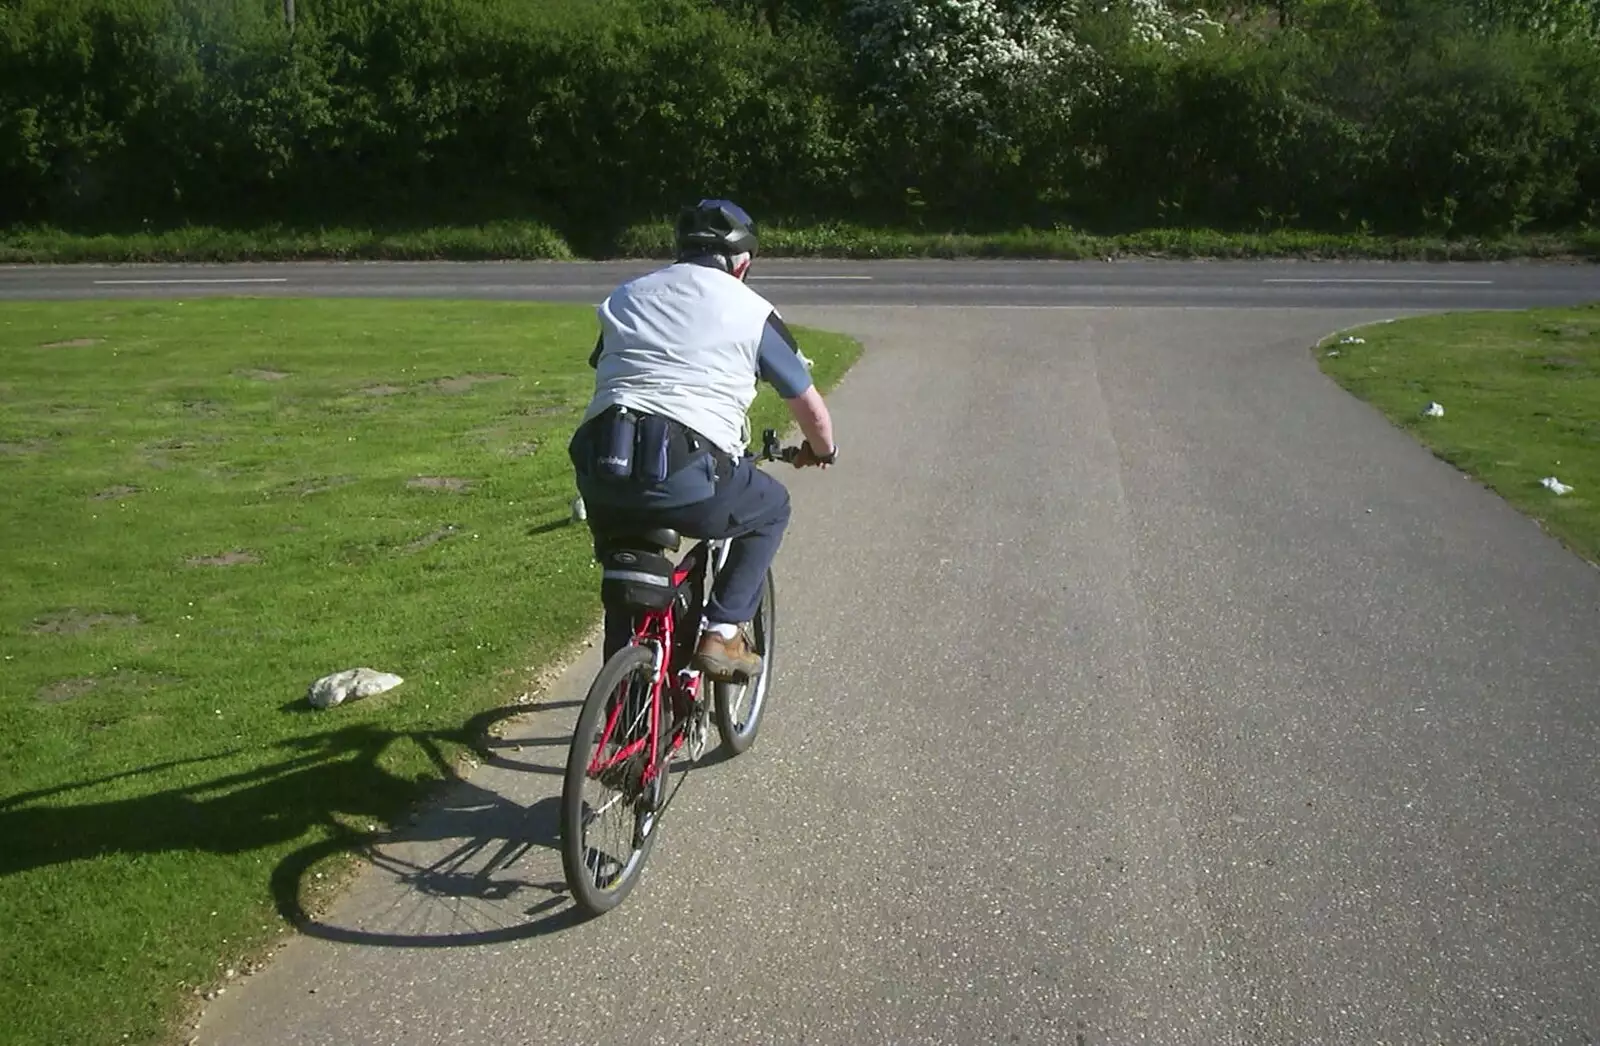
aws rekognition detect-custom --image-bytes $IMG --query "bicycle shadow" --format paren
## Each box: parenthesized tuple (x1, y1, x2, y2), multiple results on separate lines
(271, 694, 704, 948)
(4, 673, 743, 953)
(272, 698, 602, 947)
(0, 698, 608, 947)
(2, 674, 731, 964)
(0, 720, 453, 881)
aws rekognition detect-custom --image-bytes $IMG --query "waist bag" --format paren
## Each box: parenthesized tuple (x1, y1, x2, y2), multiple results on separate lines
(579, 407, 732, 486)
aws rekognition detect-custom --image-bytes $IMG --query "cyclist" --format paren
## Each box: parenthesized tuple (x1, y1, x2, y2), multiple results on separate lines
(567, 199, 838, 683)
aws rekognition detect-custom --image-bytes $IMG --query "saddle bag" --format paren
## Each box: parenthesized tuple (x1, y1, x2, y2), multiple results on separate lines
(599, 547, 677, 611)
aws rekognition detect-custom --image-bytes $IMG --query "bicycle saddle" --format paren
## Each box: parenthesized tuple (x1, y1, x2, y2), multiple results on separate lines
(597, 525, 682, 552)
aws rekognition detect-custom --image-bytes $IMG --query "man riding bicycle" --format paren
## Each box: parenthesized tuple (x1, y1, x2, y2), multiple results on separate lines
(567, 199, 838, 684)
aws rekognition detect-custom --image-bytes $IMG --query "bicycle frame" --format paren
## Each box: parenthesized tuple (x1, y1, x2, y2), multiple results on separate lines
(585, 536, 732, 795)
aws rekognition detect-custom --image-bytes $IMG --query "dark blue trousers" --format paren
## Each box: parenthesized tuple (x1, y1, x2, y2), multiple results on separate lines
(579, 455, 791, 656)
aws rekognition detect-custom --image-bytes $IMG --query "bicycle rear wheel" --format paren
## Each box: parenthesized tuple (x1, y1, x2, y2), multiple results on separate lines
(561, 644, 663, 916)
(713, 568, 775, 756)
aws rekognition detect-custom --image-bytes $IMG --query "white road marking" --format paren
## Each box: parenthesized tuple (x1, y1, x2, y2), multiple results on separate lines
(749, 275, 873, 281)
(793, 304, 1229, 311)
(91, 278, 290, 285)
(1263, 278, 1493, 285)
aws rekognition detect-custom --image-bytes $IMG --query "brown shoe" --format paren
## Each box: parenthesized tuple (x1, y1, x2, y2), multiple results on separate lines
(692, 627, 763, 683)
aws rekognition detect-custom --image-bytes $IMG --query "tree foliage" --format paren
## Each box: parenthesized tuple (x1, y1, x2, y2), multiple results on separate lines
(0, 0, 1596, 237)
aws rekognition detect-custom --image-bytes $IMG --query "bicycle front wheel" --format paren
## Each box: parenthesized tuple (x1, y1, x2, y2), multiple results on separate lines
(561, 644, 662, 916)
(714, 568, 776, 756)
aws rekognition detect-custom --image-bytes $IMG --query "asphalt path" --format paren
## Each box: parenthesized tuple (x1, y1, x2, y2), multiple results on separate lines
(2, 257, 1596, 308)
(8, 263, 1598, 1044)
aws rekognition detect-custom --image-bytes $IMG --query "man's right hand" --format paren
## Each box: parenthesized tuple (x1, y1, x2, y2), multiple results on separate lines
(783, 386, 835, 469)
(792, 440, 836, 469)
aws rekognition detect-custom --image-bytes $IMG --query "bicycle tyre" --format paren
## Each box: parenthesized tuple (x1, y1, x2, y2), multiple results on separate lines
(561, 643, 662, 916)
(713, 568, 776, 756)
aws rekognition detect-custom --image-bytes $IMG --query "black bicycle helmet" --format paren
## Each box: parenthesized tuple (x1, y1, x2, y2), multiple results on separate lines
(675, 198, 758, 259)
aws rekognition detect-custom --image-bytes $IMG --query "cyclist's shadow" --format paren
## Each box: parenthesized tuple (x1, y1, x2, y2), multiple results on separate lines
(275, 698, 613, 947)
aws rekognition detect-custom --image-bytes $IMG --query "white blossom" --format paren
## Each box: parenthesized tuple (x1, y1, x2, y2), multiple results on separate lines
(849, 0, 1218, 147)
(1108, 0, 1221, 46)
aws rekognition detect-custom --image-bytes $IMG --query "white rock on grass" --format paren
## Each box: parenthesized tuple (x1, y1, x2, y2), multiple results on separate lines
(1541, 476, 1574, 496)
(308, 668, 404, 710)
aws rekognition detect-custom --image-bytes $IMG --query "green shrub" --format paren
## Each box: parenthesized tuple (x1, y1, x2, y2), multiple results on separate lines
(2, 0, 1598, 239)
(0, 0, 855, 238)
(1073, 5, 1600, 236)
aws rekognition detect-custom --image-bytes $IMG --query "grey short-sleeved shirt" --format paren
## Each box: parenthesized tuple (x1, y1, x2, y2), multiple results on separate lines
(583, 260, 813, 457)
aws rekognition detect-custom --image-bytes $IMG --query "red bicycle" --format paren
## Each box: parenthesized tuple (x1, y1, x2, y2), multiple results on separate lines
(559, 429, 796, 915)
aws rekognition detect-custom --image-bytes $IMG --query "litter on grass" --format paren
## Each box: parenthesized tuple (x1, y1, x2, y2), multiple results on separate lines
(1540, 476, 1574, 496)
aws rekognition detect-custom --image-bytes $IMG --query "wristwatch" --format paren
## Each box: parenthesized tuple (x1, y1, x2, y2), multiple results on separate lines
(813, 441, 838, 465)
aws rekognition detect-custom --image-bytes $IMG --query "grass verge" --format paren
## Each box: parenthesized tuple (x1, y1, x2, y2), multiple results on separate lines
(3, 221, 1597, 263)
(0, 221, 575, 263)
(0, 298, 861, 1046)
(616, 221, 1600, 262)
(1317, 303, 1600, 565)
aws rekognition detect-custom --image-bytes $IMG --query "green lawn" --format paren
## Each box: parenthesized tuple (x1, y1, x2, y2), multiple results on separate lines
(1318, 303, 1600, 564)
(0, 298, 860, 1046)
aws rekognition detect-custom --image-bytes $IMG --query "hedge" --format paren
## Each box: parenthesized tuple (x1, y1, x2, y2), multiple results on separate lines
(1, 0, 1596, 239)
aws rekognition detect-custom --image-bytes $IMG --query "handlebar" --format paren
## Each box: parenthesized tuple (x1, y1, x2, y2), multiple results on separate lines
(759, 428, 800, 463)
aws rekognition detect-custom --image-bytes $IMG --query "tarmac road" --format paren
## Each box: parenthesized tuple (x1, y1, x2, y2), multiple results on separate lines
(2, 256, 1597, 308)
(9, 262, 1597, 1044)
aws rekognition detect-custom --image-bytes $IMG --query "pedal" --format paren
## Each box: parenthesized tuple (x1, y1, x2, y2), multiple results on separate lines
(686, 704, 709, 761)
(634, 807, 656, 848)
(675, 670, 709, 760)
(641, 766, 668, 814)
